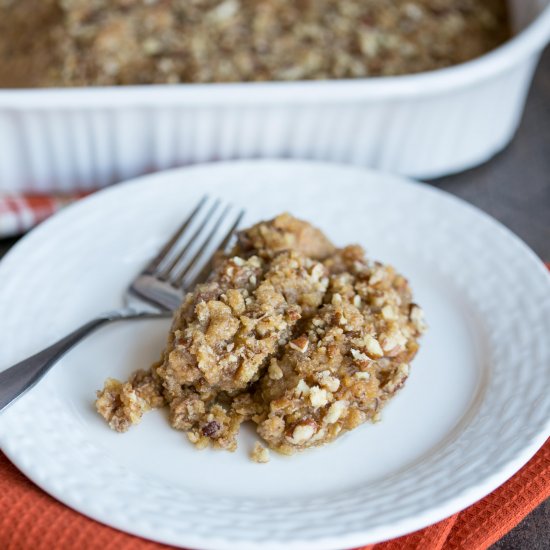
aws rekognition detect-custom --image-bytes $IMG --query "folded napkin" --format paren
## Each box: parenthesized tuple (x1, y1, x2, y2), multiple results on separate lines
(0, 193, 86, 238)
(0, 440, 548, 550)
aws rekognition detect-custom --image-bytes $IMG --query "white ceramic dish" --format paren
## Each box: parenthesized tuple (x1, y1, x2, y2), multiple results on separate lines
(0, 161, 549, 550)
(1, 1, 550, 193)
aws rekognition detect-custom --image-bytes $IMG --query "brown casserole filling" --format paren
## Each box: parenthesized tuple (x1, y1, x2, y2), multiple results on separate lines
(96, 214, 427, 461)
(0, 0, 510, 88)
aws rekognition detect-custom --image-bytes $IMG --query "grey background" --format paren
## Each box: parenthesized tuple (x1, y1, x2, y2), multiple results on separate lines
(0, 48, 549, 549)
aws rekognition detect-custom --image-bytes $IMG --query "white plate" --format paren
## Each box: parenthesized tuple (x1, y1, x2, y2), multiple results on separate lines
(0, 161, 549, 550)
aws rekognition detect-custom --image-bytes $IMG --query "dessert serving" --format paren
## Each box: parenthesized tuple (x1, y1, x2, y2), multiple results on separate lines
(96, 214, 426, 461)
(0, 0, 510, 88)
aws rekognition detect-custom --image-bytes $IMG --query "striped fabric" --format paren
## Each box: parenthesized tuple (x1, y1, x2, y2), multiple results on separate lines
(0, 194, 88, 238)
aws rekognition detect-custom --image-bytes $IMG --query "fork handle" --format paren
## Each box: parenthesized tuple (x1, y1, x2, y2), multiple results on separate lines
(0, 311, 164, 414)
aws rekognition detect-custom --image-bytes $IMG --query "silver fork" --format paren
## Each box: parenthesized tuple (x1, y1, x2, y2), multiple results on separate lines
(0, 197, 244, 413)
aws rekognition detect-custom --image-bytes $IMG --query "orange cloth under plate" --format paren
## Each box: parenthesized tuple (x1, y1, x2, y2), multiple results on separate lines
(0, 440, 548, 550)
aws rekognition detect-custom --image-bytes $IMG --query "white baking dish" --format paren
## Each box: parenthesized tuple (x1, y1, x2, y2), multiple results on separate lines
(0, 0, 549, 193)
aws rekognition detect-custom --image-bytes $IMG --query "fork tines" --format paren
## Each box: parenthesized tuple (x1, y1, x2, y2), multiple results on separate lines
(144, 196, 244, 290)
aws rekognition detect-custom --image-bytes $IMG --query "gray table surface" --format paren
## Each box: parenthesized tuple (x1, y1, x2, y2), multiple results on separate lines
(1, 48, 549, 549)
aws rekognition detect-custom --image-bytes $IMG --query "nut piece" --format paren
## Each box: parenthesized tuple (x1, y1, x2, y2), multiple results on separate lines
(268, 359, 283, 380)
(324, 401, 347, 424)
(364, 335, 384, 358)
(350, 348, 370, 362)
(295, 379, 310, 397)
(309, 386, 329, 409)
(381, 305, 398, 321)
(250, 442, 270, 464)
(369, 267, 385, 285)
(310, 263, 326, 282)
(288, 422, 316, 444)
(317, 370, 340, 392)
(380, 330, 407, 353)
(289, 335, 309, 353)
(410, 304, 428, 333)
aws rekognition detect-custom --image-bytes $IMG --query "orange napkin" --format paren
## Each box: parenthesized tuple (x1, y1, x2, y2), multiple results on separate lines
(0, 193, 88, 238)
(0, 440, 548, 550)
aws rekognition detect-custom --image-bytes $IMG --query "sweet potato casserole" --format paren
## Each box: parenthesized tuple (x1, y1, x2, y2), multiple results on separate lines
(0, 0, 510, 87)
(96, 214, 427, 461)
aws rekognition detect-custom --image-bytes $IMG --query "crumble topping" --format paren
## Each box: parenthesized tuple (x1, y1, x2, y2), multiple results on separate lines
(250, 442, 270, 464)
(0, 1, 509, 87)
(96, 213, 426, 459)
